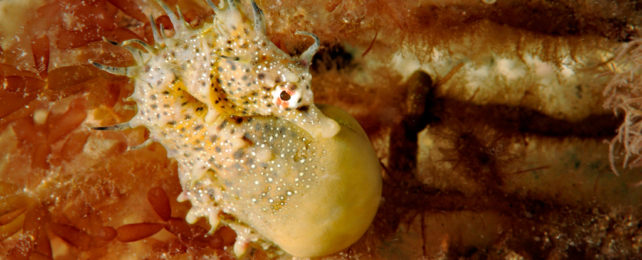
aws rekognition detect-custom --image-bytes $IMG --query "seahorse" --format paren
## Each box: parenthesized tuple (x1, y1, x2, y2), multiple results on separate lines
(91, 0, 381, 257)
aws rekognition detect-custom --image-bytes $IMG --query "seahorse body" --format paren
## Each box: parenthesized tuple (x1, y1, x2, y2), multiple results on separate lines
(93, 0, 381, 257)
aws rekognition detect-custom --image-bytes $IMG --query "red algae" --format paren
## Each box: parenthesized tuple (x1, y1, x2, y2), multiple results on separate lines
(115, 223, 163, 242)
(0, 76, 43, 118)
(147, 187, 172, 221)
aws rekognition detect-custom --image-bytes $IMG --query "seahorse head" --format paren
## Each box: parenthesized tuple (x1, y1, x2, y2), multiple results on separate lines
(209, 1, 339, 138)
(91, 0, 340, 139)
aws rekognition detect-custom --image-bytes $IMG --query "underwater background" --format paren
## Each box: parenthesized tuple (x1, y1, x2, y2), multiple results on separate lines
(1, 0, 641, 258)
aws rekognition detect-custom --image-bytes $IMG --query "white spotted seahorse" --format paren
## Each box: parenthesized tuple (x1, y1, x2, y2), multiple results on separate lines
(92, 0, 381, 257)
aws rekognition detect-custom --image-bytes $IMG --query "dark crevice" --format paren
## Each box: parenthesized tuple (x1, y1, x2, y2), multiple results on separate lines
(310, 44, 355, 72)
(368, 69, 633, 258)
(414, 1, 640, 41)
(428, 98, 622, 139)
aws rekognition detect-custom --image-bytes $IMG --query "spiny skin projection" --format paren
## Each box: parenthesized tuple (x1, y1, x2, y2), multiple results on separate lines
(93, 0, 351, 257)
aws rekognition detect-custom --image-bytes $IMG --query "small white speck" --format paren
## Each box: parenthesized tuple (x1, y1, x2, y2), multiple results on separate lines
(33, 109, 48, 125)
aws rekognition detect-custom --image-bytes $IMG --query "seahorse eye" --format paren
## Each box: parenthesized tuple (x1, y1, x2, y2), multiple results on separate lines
(280, 91, 291, 101)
